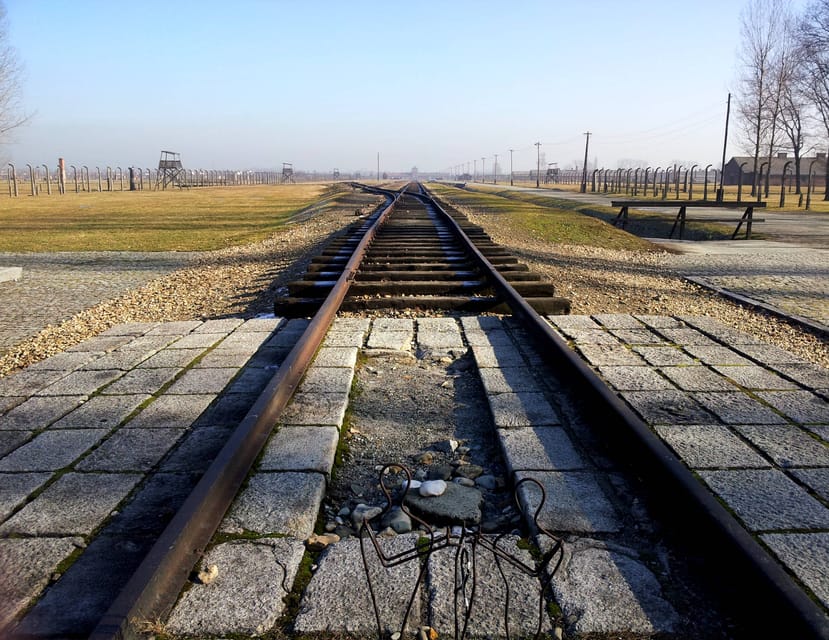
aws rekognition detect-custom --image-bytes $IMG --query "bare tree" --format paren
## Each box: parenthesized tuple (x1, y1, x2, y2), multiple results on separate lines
(798, 0, 829, 199)
(0, 1, 28, 143)
(736, 0, 786, 196)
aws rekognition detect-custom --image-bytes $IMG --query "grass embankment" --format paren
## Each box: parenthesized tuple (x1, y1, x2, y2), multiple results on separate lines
(454, 183, 752, 241)
(0, 184, 337, 252)
(427, 183, 663, 250)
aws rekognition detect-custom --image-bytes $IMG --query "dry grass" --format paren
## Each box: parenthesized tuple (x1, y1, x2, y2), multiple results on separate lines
(0, 184, 335, 251)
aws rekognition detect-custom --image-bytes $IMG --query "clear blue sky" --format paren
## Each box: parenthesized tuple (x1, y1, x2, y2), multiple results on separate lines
(2, 0, 798, 174)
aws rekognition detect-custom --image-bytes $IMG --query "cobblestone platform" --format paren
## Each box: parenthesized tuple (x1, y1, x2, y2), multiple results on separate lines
(0, 315, 826, 637)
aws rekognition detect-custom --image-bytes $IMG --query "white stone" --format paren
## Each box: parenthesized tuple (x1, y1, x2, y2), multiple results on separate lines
(419, 479, 447, 497)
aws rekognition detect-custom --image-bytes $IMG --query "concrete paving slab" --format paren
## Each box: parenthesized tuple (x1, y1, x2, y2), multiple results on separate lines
(169, 332, 227, 349)
(552, 538, 679, 636)
(634, 315, 685, 329)
(0, 266, 22, 283)
(136, 347, 204, 369)
(234, 317, 284, 333)
(756, 390, 829, 424)
(597, 365, 675, 391)
(66, 334, 136, 353)
(699, 469, 829, 531)
(610, 328, 664, 345)
(0, 428, 108, 471)
(25, 351, 97, 372)
(159, 425, 233, 473)
(221, 472, 326, 537)
(693, 392, 788, 424)
(0, 472, 141, 535)
(99, 322, 157, 336)
(631, 346, 696, 366)
(659, 366, 738, 392)
(656, 328, 719, 346)
(76, 428, 185, 472)
(791, 468, 829, 502)
(654, 425, 771, 469)
(332, 317, 370, 332)
(735, 424, 829, 468)
(265, 329, 305, 349)
(464, 328, 515, 347)
(165, 367, 237, 395)
(35, 369, 124, 396)
(680, 318, 766, 345)
(547, 315, 602, 331)
(620, 391, 716, 425)
(166, 538, 306, 636)
(105, 471, 200, 537)
(0, 537, 84, 632)
(0, 395, 85, 430)
(515, 471, 620, 533)
(734, 344, 809, 366)
(116, 334, 179, 353)
(593, 314, 645, 329)
(0, 396, 25, 415)
(478, 367, 541, 394)
(683, 345, 753, 366)
(125, 393, 215, 429)
(260, 426, 339, 476)
(101, 367, 180, 395)
(427, 534, 553, 637)
(193, 318, 245, 333)
(79, 350, 153, 371)
(189, 393, 251, 427)
(417, 330, 465, 353)
(294, 534, 422, 636)
(576, 344, 647, 367)
(145, 320, 203, 335)
(711, 365, 799, 390)
(762, 533, 829, 609)
(559, 329, 621, 346)
(498, 426, 587, 472)
(372, 317, 414, 333)
(297, 367, 354, 395)
(51, 394, 149, 430)
(313, 346, 358, 368)
(0, 472, 51, 521)
(192, 349, 253, 368)
(367, 330, 413, 351)
(214, 331, 271, 353)
(461, 315, 506, 332)
(280, 391, 349, 427)
(808, 425, 829, 441)
(487, 392, 560, 428)
(226, 366, 275, 395)
(471, 344, 527, 368)
(0, 430, 30, 457)
(245, 346, 285, 369)
(323, 329, 367, 347)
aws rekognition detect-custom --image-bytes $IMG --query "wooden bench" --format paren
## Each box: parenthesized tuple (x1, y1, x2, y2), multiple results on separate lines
(610, 200, 766, 240)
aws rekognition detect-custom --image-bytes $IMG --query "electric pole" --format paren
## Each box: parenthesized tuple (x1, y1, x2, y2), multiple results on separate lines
(473, 159, 477, 182)
(509, 149, 514, 186)
(534, 142, 541, 188)
(493, 154, 498, 185)
(377, 152, 380, 182)
(718, 93, 731, 202)
(481, 157, 486, 183)
(581, 132, 591, 193)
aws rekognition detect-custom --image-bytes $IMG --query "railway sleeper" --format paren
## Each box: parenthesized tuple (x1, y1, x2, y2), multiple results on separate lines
(273, 294, 571, 315)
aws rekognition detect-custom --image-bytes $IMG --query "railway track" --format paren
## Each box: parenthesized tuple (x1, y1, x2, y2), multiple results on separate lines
(20, 182, 823, 638)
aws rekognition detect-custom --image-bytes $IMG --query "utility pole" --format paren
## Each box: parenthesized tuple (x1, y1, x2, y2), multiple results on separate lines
(717, 93, 731, 202)
(473, 159, 477, 182)
(581, 132, 591, 193)
(509, 149, 514, 186)
(377, 152, 380, 182)
(493, 154, 498, 185)
(481, 157, 486, 183)
(534, 142, 541, 188)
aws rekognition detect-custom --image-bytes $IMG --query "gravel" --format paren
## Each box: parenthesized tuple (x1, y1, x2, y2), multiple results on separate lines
(1, 185, 826, 377)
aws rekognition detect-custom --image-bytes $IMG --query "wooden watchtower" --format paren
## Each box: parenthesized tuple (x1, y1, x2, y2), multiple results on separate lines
(155, 150, 184, 190)
(282, 162, 295, 184)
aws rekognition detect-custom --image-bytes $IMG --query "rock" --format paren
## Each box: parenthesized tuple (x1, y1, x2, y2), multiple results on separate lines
(419, 479, 447, 497)
(351, 503, 383, 528)
(456, 446, 471, 456)
(453, 464, 484, 480)
(434, 439, 459, 454)
(480, 519, 501, 534)
(324, 521, 337, 532)
(416, 451, 434, 465)
(350, 483, 367, 496)
(414, 468, 428, 481)
(379, 526, 397, 537)
(454, 477, 475, 487)
(196, 564, 219, 585)
(334, 525, 354, 538)
(427, 464, 453, 481)
(381, 506, 413, 534)
(305, 533, 340, 551)
(476, 474, 497, 490)
(337, 505, 351, 517)
(405, 483, 483, 526)
(402, 479, 422, 492)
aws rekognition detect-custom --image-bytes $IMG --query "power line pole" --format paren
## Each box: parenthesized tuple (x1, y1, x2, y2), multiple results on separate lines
(377, 152, 380, 182)
(473, 159, 477, 182)
(493, 153, 498, 184)
(718, 92, 731, 202)
(481, 157, 486, 183)
(581, 132, 591, 193)
(534, 142, 541, 188)
(509, 149, 514, 186)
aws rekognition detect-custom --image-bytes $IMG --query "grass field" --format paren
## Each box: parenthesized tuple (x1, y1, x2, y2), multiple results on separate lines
(0, 184, 336, 252)
(427, 183, 661, 251)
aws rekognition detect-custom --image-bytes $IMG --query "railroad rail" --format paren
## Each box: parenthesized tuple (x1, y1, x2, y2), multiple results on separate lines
(86, 183, 829, 639)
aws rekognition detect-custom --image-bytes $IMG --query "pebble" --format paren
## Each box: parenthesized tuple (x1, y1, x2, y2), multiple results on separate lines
(475, 474, 498, 490)
(414, 468, 428, 481)
(196, 564, 219, 585)
(379, 526, 397, 537)
(454, 477, 475, 487)
(334, 525, 354, 539)
(337, 506, 351, 517)
(453, 464, 484, 480)
(305, 533, 341, 551)
(324, 522, 337, 532)
(434, 439, 459, 454)
(456, 446, 471, 455)
(416, 451, 434, 465)
(381, 506, 413, 533)
(427, 464, 453, 481)
(419, 479, 447, 497)
(351, 503, 383, 528)
(402, 479, 422, 491)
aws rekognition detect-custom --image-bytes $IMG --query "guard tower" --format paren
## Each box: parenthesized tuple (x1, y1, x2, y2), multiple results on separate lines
(155, 150, 184, 190)
(282, 162, 295, 184)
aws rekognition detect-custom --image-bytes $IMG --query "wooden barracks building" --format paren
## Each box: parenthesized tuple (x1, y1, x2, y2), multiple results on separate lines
(722, 152, 827, 189)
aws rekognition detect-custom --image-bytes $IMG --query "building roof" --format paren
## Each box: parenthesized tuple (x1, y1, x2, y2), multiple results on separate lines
(727, 155, 826, 176)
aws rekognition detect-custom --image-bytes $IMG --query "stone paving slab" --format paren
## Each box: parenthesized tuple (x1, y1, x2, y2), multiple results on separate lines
(470, 344, 527, 368)
(294, 534, 423, 636)
(280, 391, 349, 427)
(0, 431, 31, 458)
(620, 390, 716, 425)
(146, 320, 203, 335)
(170, 332, 228, 349)
(136, 347, 204, 369)
(515, 471, 621, 533)
(427, 535, 554, 638)
(0, 537, 84, 633)
(220, 472, 326, 537)
(631, 345, 696, 366)
(0, 472, 52, 520)
(367, 327, 413, 350)
(659, 365, 738, 392)
(313, 346, 358, 368)
(761, 533, 829, 610)
(125, 393, 215, 429)
(100, 367, 180, 395)
(260, 426, 339, 476)
(65, 334, 137, 353)
(693, 391, 788, 424)
(654, 425, 771, 469)
(486, 392, 560, 428)
(296, 367, 354, 395)
(576, 344, 647, 366)
(79, 350, 154, 371)
(164, 367, 238, 395)
(166, 538, 306, 636)
(0, 472, 141, 535)
(0, 428, 108, 471)
(791, 468, 829, 502)
(159, 425, 233, 473)
(51, 394, 149, 430)
(75, 428, 185, 472)
(609, 328, 664, 345)
(35, 369, 124, 396)
(25, 351, 97, 372)
(757, 390, 829, 424)
(498, 426, 587, 472)
(711, 364, 799, 390)
(593, 313, 646, 329)
(478, 366, 540, 394)
(596, 365, 675, 391)
(0, 395, 85, 430)
(735, 424, 829, 468)
(552, 537, 679, 636)
(213, 330, 272, 353)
